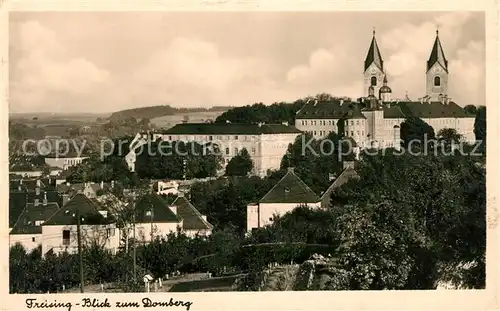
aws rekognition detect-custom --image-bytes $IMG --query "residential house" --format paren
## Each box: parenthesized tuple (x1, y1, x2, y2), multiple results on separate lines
(171, 192, 213, 237)
(247, 167, 321, 232)
(10, 198, 60, 252)
(320, 161, 360, 209)
(44, 154, 88, 170)
(41, 193, 119, 255)
(131, 194, 183, 243)
(154, 180, 180, 196)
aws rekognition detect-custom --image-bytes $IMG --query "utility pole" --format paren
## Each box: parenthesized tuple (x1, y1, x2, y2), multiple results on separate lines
(132, 199, 137, 282)
(76, 210, 84, 293)
(150, 205, 154, 242)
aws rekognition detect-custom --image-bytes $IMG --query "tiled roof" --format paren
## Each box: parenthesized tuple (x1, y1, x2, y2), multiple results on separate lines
(43, 193, 114, 226)
(10, 179, 45, 192)
(160, 123, 302, 135)
(397, 101, 472, 118)
(9, 191, 28, 228)
(27, 190, 61, 205)
(134, 194, 181, 223)
(295, 100, 365, 120)
(171, 196, 213, 231)
(383, 105, 406, 119)
(364, 32, 384, 71)
(259, 168, 320, 204)
(10, 203, 60, 235)
(427, 31, 448, 72)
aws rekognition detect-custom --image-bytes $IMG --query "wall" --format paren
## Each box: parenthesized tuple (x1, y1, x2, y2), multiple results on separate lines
(295, 119, 339, 139)
(9, 234, 42, 253)
(41, 224, 120, 255)
(45, 157, 87, 170)
(133, 221, 182, 243)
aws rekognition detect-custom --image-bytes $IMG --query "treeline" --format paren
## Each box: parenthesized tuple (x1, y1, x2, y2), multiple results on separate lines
(109, 105, 231, 121)
(215, 101, 305, 125)
(134, 140, 224, 180)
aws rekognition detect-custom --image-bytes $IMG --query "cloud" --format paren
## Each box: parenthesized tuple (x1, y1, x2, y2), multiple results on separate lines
(10, 20, 110, 112)
(284, 12, 484, 106)
(9, 12, 485, 114)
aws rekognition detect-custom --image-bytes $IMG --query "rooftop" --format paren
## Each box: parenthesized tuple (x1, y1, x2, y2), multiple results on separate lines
(10, 202, 60, 235)
(159, 123, 302, 135)
(171, 195, 213, 231)
(259, 168, 320, 204)
(134, 194, 182, 224)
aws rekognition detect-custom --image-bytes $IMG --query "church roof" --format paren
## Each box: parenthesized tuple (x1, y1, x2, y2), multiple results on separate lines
(259, 168, 320, 204)
(364, 31, 384, 71)
(427, 31, 448, 72)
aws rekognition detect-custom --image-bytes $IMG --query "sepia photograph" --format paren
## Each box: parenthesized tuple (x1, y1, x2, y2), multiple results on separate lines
(4, 8, 490, 299)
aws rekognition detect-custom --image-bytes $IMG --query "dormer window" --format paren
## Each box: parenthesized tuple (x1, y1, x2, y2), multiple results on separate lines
(284, 187, 290, 193)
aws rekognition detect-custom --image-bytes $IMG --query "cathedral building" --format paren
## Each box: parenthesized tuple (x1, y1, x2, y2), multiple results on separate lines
(295, 30, 476, 149)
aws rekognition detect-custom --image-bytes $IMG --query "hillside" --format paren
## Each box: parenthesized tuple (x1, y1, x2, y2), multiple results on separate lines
(109, 105, 232, 121)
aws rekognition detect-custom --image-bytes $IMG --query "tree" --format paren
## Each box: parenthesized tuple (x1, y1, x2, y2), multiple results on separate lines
(225, 148, 254, 176)
(474, 106, 486, 143)
(329, 150, 485, 289)
(400, 117, 435, 148)
(464, 105, 477, 115)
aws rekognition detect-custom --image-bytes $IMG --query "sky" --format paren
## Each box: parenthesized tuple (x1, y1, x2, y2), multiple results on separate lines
(8, 11, 485, 114)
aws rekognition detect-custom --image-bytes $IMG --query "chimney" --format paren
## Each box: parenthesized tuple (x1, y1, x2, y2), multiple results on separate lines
(287, 167, 295, 174)
(257, 122, 262, 127)
(43, 191, 47, 205)
(100, 180, 104, 189)
(20, 179, 23, 185)
(169, 205, 177, 215)
(35, 187, 40, 196)
(340, 99, 344, 106)
(34, 198, 39, 206)
(282, 121, 289, 126)
(62, 194, 70, 206)
(66, 181, 70, 187)
(36, 179, 41, 188)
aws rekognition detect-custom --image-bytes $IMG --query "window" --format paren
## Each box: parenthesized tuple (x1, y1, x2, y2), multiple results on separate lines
(62, 230, 70, 245)
(107, 228, 115, 237)
(434, 76, 441, 86)
(252, 148, 256, 154)
(371, 76, 377, 86)
(269, 217, 273, 221)
(350, 121, 354, 126)
(314, 131, 317, 135)
(32, 237, 36, 242)
(225, 148, 230, 155)
(234, 147, 238, 155)
(351, 131, 354, 136)
(357, 131, 360, 136)
(356, 120, 359, 125)
(209, 135, 213, 141)
(234, 135, 239, 140)
(305, 121, 308, 125)
(168, 136, 172, 140)
(362, 131, 364, 136)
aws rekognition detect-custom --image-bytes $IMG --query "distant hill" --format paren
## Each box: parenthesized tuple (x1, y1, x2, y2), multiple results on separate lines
(109, 105, 232, 121)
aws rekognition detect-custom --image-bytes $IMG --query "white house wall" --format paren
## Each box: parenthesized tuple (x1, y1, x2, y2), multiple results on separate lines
(9, 234, 42, 253)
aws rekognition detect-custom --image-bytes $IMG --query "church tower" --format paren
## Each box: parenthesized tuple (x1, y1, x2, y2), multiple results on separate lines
(364, 29, 385, 97)
(426, 30, 449, 100)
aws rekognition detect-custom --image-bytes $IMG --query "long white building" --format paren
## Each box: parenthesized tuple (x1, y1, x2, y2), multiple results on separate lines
(294, 30, 476, 148)
(126, 123, 302, 177)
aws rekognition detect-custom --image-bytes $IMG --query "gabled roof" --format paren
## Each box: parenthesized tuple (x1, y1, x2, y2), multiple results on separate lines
(321, 167, 359, 200)
(160, 123, 302, 135)
(364, 31, 384, 71)
(259, 168, 320, 204)
(427, 31, 448, 72)
(171, 196, 213, 231)
(43, 193, 114, 226)
(10, 203, 60, 235)
(134, 194, 182, 224)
